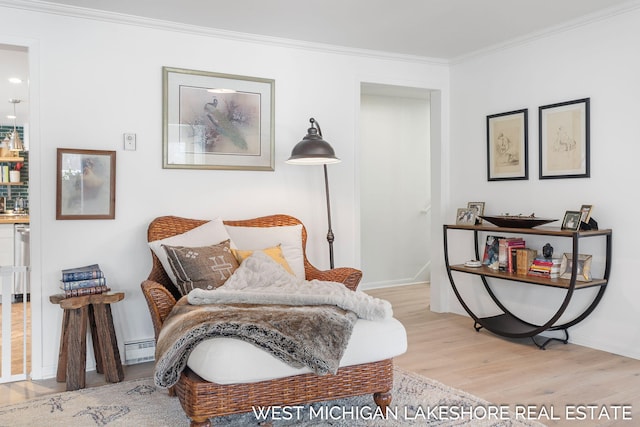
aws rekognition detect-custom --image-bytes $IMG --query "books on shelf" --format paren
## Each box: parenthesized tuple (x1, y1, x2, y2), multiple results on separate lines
(61, 264, 109, 295)
(527, 257, 562, 279)
(498, 238, 525, 272)
(515, 248, 538, 275)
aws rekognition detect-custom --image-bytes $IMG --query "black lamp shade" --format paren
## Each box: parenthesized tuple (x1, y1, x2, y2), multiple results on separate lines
(287, 119, 340, 165)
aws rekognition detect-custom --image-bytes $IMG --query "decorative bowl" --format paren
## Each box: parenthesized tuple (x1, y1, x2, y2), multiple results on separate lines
(479, 215, 558, 229)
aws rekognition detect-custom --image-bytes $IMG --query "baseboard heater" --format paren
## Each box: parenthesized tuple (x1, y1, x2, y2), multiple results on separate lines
(124, 339, 156, 365)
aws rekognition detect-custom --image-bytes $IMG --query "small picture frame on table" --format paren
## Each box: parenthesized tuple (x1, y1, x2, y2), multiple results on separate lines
(456, 208, 477, 226)
(467, 202, 485, 224)
(559, 253, 593, 281)
(561, 211, 581, 231)
(580, 204, 593, 223)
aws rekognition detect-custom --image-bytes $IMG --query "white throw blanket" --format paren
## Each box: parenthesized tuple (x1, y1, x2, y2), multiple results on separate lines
(188, 251, 392, 320)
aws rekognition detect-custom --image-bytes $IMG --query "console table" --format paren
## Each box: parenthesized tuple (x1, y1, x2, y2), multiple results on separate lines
(50, 292, 125, 390)
(443, 224, 612, 349)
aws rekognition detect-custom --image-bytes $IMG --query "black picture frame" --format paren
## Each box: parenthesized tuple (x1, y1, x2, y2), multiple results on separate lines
(561, 210, 582, 231)
(486, 109, 528, 181)
(539, 98, 590, 179)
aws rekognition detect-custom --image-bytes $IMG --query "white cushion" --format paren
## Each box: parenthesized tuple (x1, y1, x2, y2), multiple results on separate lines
(187, 316, 407, 385)
(225, 224, 305, 280)
(149, 218, 232, 287)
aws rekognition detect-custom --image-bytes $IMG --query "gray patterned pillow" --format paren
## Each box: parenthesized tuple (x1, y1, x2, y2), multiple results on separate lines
(162, 239, 239, 296)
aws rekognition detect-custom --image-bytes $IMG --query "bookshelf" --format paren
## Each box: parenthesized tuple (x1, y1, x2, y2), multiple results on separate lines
(443, 224, 612, 349)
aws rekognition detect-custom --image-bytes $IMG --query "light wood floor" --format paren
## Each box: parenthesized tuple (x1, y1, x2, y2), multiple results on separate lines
(367, 284, 640, 427)
(1, 284, 638, 426)
(0, 300, 31, 379)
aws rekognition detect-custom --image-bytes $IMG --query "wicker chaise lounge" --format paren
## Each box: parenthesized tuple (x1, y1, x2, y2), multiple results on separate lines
(141, 214, 402, 427)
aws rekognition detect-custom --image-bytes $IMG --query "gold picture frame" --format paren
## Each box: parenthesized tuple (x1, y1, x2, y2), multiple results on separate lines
(559, 253, 592, 281)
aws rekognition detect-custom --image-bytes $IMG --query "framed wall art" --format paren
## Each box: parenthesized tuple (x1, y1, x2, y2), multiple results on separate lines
(56, 148, 116, 220)
(486, 108, 528, 181)
(162, 67, 275, 171)
(539, 98, 590, 179)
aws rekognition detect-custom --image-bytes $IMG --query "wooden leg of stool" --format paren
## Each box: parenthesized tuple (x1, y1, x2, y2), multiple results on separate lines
(92, 303, 124, 383)
(56, 309, 70, 383)
(66, 306, 88, 391)
(88, 304, 104, 374)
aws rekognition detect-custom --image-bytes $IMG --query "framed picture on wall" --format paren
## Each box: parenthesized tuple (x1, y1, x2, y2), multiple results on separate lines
(56, 148, 116, 220)
(539, 98, 590, 179)
(486, 109, 528, 181)
(162, 67, 275, 171)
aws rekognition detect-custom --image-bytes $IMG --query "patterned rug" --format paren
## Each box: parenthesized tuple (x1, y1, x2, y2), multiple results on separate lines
(0, 368, 544, 426)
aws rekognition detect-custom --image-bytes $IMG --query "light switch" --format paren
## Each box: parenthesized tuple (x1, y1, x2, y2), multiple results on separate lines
(124, 133, 136, 150)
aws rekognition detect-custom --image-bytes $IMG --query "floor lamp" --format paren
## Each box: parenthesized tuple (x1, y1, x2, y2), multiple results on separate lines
(286, 118, 341, 269)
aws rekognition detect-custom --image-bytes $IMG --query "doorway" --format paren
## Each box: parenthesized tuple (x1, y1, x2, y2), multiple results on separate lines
(0, 43, 31, 383)
(359, 83, 431, 288)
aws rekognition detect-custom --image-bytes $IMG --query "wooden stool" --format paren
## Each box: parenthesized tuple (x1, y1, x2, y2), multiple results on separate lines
(50, 292, 125, 391)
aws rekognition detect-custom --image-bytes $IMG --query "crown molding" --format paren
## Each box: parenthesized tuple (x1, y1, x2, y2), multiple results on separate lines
(451, 0, 640, 64)
(0, 0, 449, 66)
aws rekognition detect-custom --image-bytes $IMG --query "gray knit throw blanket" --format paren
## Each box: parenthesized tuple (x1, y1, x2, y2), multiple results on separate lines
(154, 298, 357, 388)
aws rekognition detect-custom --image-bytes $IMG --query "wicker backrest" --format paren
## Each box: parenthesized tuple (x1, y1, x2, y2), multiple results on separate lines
(146, 214, 309, 300)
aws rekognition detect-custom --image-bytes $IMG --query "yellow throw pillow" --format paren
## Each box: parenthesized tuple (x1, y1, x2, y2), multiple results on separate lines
(232, 244, 295, 275)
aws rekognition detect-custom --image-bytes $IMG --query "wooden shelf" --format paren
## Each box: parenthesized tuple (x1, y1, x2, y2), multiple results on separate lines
(0, 157, 24, 162)
(446, 223, 611, 238)
(449, 264, 607, 289)
(0, 182, 23, 186)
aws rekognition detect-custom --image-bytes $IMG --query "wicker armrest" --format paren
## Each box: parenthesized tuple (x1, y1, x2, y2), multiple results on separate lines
(306, 265, 363, 291)
(141, 280, 177, 341)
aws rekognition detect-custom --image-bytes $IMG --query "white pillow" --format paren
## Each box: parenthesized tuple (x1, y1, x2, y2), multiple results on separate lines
(225, 224, 305, 279)
(149, 218, 232, 286)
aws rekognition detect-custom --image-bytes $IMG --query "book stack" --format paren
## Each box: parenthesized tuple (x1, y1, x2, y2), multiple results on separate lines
(60, 264, 110, 298)
(498, 237, 526, 272)
(515, 248, 538, 275)
(527, 257, 562, 279)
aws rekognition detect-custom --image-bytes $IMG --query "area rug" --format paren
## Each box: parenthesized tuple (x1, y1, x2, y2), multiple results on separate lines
(0, 368, 545, 426)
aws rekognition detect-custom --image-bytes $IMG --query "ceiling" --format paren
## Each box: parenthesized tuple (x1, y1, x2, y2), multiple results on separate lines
(1, 0, 638, 125)
(37, 0, 637, 58)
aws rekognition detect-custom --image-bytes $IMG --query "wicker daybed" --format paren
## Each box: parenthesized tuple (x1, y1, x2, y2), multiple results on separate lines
(141, 214, 398, 427)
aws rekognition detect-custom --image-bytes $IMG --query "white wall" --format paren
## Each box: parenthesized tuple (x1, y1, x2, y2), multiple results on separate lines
(446, 8, 640, 359)
(0, 4, 450, 379)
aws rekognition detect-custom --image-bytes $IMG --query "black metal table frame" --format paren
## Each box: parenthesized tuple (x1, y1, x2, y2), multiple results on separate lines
(443, 224, 612, 349)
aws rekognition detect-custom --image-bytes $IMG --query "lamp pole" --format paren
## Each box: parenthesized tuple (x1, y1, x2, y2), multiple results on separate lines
(323, 163, 335, 269)
(287, 117, 340, 270)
